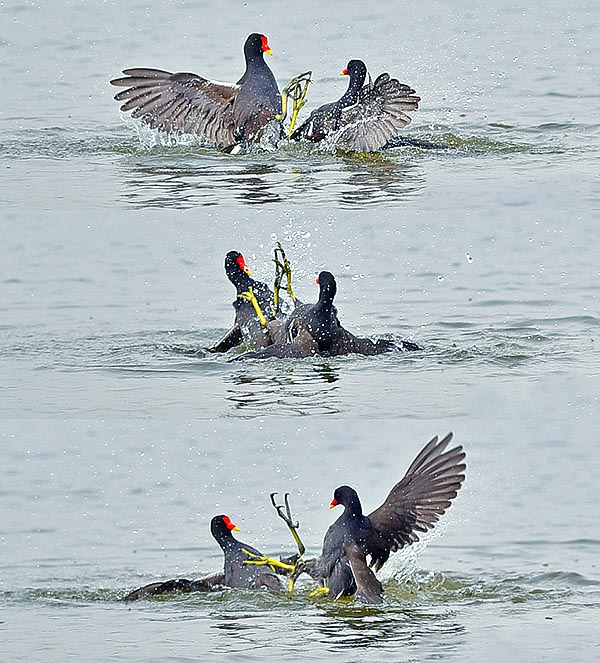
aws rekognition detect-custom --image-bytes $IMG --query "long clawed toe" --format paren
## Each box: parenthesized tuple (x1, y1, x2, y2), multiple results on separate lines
(241, 548, 296, 573)
(278, 71, 312, 136)
(272, 243, 296, 315)
(270, 491, 305, 558)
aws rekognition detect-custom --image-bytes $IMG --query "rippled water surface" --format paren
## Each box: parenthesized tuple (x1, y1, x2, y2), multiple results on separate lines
(1, 0, 599, 661)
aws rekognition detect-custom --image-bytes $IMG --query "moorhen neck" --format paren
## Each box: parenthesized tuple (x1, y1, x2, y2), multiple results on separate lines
(291, 59, 367, 142)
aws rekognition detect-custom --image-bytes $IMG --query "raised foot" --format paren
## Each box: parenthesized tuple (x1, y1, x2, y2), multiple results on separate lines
(272, 243, 296, 315)
(277, 71, 312, 136)
(270, 491, 305, 557)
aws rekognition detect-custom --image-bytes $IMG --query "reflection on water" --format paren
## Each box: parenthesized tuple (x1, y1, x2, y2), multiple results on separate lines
(225, 362, 341, 415)
(311, 603, 465, 652)
(116, 143, 428, 209)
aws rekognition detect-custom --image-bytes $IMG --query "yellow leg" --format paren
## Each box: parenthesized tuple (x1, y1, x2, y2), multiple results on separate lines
(277, 72, 312, 136)
(242, 549, 296, 574)
(272, 243, 296, 306)
(309, 587, 330, 597)
(237, 287, 267, 327)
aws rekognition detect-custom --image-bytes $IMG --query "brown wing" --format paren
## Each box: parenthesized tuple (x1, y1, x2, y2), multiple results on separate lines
(111, 68, 238, 146)
(337, 73, 421, 152)
(365, 433, 466, 571)
(121, 571, 225, 602)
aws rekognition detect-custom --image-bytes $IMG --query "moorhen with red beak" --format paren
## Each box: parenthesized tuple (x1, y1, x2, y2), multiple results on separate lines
(122, 514, 286, 601)
(111, 33, 281, 151)
(234, 270, 418, 359)
(291, 59, 420, 152)
(209, 250, 277, 353)
(297, 433, 466, 603)
(291, 59, 368, 142)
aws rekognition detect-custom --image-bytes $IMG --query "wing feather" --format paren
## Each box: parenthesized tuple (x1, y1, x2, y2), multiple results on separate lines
(336, 72, 421, 152)
(110, 68, 238, 146)
(365, 433, 466, 571)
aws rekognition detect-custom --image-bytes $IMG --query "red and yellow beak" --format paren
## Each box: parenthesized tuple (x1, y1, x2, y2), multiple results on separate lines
(329, 498, 338, 509)
(223, 516, 240, 531)
(340, 68, 348, 76)
(261, 35, 273, 56)
(236, 255, 251, 275)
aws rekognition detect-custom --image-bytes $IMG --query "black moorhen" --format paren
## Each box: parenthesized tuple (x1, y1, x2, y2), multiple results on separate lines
(301, 433, 466, 603)
(291, 59, 420, 152)
(234, 271, 417, 359)
(111, 33, 281, 151)
(122, 514, 284, 601)
(291, 59, 367, 142)
(209, 250, 277, 353)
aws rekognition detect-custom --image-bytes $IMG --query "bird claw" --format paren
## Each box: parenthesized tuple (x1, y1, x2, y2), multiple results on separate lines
(241, 549, 296, 573)
(270, 491, 299, 529)
(279, 71, 312, 136)
(270, 492, 305, 559)
(272, 243, 296, 315)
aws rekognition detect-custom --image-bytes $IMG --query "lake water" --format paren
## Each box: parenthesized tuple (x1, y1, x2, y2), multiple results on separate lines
(1, 0, 599, 661)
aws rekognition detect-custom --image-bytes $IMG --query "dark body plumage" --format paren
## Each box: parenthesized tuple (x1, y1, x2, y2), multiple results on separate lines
(209, 251, 276, 352)
(291, 59, 420, 152)
(111, 33, 281, 150)
(210, 515, 281, 590)
(291, 59, 367, 142)
(303, 433, 466, 603)
(234, 271, 416, 359)
(122, 515, 281, 601)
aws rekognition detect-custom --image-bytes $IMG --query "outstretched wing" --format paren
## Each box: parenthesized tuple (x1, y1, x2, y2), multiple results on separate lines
(111, 68, 238, 146)
(365, 433, 466, 571)
(336, 73, 421, 152)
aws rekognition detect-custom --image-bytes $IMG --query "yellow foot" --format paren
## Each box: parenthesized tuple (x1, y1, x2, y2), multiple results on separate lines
(309, 586, 330, 598)
(278, 71, 312, 136)
(272, 243, 296, 313)
(242, 549, 296, 573)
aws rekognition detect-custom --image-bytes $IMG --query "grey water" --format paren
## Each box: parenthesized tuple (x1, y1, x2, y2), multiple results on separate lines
(1, 0, 599, 661)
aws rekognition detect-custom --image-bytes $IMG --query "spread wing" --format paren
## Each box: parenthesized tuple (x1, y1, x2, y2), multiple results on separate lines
(336, 73, 421, 152)
(111, 68, 238, 146)
(365, 433, 466, 571)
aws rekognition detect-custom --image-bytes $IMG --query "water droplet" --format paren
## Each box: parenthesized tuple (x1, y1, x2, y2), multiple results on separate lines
(466, 252, 474, 263)
(438, 275, 445, 282)
(270, 233, 277, 241)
